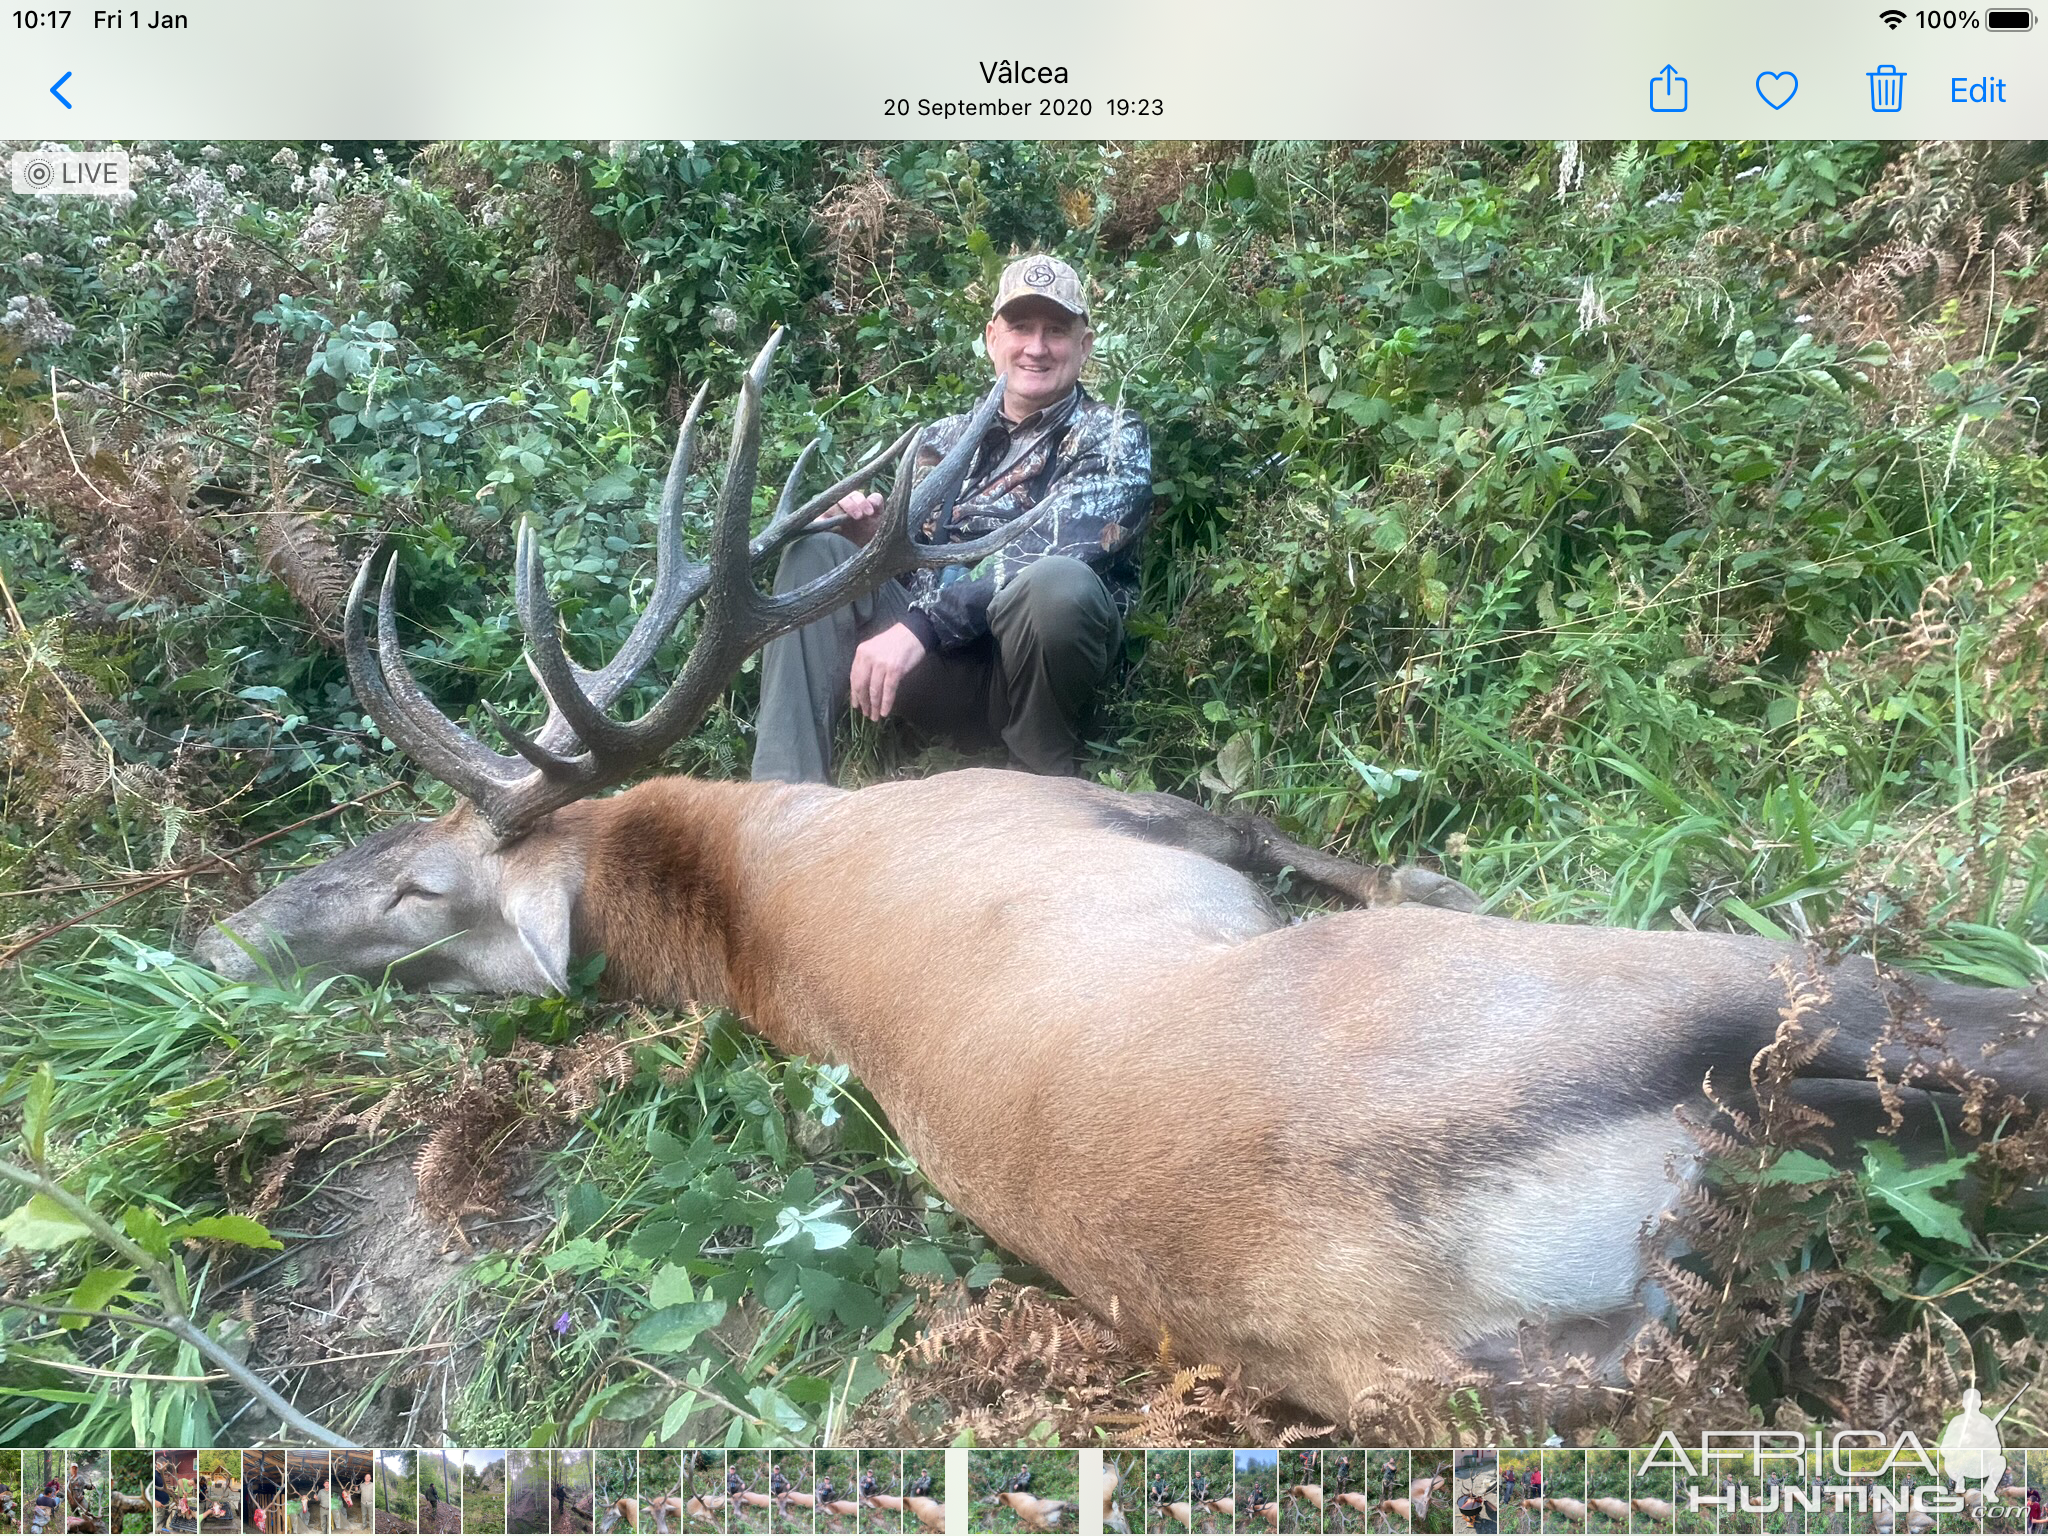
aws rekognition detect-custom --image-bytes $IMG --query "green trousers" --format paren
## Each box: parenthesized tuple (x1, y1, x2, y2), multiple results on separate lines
(751, 532, 1121, 783)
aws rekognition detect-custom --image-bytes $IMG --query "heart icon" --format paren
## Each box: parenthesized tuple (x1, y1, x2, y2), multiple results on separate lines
(1757, 71, 1798, 108)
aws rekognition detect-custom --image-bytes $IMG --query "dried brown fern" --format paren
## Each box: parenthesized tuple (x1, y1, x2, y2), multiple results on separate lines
(1098, 143, 1239, 253)
(413, 1044, 561, 1239)
(1788, 142, 2048, 424)
(850, 1278, 1288, 1447)
(256, 492, 353, 652)
(812, 156, 939, 315)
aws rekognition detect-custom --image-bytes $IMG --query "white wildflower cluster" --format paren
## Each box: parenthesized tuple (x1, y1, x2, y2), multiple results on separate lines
(18, 252, 42, 269)
(708, 303, 740, 336)
(270, 146, 301, 169)
(1556, 140, 1584, 198)
(294, 153, 348, 204)
(1577, 277, 1610, 330)
(200, 144, 222, 161)
(298, 200, 343, 253)
(225, 164, 245, 184)
(163, 162, 232, 224)
(3, 293, 75, 348)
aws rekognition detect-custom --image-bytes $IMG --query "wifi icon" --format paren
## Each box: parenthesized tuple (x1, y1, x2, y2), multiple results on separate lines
(1880, 7, 1907, 24)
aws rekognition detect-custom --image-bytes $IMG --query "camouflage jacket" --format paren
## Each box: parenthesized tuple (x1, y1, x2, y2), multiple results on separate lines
(896, 384, 1151, 653)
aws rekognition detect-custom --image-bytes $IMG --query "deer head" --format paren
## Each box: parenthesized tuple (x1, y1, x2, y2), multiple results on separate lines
(197, 332, 1024, 989)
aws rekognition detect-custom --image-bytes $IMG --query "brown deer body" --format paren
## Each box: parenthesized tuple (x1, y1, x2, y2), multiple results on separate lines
(197, 335, 2048, 1428)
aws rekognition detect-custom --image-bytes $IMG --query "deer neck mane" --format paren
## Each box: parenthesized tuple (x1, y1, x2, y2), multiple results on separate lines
(572, 777, 811, 1042)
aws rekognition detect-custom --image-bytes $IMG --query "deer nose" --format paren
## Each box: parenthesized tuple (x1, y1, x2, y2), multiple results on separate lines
(193, 924, 259, 978)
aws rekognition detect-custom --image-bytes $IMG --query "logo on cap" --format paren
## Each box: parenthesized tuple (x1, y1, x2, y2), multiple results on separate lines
(1024, 261, 1056, 288)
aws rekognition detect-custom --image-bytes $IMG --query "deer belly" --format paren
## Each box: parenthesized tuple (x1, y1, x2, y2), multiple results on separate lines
(1450, 1112, 1694, 1319)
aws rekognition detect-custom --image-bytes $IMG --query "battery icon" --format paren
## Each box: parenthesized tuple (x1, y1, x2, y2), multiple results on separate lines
(1988, 7, 2035, 26)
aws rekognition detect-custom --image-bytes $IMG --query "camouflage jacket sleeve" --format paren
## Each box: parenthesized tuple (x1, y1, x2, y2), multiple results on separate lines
(903, 403, 1152, 652)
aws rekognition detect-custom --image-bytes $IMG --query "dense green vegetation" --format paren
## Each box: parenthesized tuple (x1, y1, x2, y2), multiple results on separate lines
(3, 139, 2048, 1449)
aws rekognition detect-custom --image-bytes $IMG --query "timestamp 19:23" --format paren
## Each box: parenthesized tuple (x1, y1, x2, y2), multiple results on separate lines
(880, 97, 1163, 118)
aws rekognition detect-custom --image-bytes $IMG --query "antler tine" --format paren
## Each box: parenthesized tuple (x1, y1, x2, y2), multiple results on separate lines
(772, 438, 820, 526)
(483, 700, 592, 778)
(516, 520, 639, 758)
(512, 330, 789, 781)
(749, 425, 918, 565)
(525, 381, 714, 757)
(345, 553, 556, 827)
(760, 376, 1023, 635)
(701, 327, 783, 631)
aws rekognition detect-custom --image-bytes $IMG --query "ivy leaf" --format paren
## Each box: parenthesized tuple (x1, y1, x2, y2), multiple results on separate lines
(1861, 1142, 1975, 1248)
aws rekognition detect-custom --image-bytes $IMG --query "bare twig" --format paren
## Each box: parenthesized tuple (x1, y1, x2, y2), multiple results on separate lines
(0, 1158, 353, 1446)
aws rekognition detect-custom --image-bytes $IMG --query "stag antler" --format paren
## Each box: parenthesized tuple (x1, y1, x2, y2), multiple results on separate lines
(345, 329, 1023, 838)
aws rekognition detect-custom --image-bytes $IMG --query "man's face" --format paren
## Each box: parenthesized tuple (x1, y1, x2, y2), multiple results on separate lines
(985, 298, 1093, 418)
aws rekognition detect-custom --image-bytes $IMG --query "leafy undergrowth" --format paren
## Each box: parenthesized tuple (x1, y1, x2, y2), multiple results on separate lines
(5, 139, 2048, 1444)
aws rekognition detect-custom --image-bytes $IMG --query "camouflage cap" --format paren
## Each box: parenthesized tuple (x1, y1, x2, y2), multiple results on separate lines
(992, 254, 1089, 322)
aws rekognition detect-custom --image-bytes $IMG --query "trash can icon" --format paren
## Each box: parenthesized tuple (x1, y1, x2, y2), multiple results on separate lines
(1868, 64, 1906, 111)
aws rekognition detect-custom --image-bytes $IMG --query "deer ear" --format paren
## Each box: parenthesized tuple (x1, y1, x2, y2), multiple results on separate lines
(504, 881, 573, 994)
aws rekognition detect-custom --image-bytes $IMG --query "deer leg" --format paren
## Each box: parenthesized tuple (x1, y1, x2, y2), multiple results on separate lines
(1748, 948, 2048, 1102)
(1079, 785, 1480, 911)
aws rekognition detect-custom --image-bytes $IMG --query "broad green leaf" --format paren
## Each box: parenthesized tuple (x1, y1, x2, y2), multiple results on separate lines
(1861, 1142, 1975, 1248)
(964, 1259, 1004, 1289)
(542, 1237, 612, 1275)
(799, 1267, 884, 1331)
(0, 1194, 93, 1252)
(628, 1300, 727, 1353)
(658, 1390, 700, 1442)
(123, 1205, 172, 1258)
(170, 1214, 283, 1250)
(649, 1264, 696, 1309)
(1762, 1150, 1836, 1185)
(63, 1266, 138, 1328)
(24, 1064, 54, 1161)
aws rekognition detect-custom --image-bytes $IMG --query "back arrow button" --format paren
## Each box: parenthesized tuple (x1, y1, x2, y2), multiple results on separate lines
(50, 71, 73, 108)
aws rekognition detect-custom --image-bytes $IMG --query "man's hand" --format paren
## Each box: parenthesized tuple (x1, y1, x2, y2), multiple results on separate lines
(833, 489, 885, 546)
(849, 622, 927, 721)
